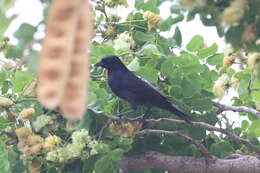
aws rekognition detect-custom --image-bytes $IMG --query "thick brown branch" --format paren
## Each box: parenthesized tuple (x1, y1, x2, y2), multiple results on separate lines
(137, 129, 214, 158)
(145, 118, 260, 155)
(212, 101, 260, 118)
(119, 151, 260, 173)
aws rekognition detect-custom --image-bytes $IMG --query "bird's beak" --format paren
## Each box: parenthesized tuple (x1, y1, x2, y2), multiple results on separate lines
(94, 61, 104, 67)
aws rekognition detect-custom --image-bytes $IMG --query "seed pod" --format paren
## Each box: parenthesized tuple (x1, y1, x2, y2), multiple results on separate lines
(37, 0, 82, 109)
(60, 0, 92, 120)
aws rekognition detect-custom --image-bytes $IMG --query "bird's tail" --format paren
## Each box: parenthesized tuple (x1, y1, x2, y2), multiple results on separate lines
(158, 102, 192, 124)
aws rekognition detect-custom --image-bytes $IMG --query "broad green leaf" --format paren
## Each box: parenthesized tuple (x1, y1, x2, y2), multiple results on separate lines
(161, 59, 173, 77)
(248, 119, 260, 137)
(5, 45, 23, 59)
(142, 0, 159, 13)
(11, 71, 33, 93)
(181, 76, 201, 98)
(197, 43, 218, 58)
(95, 156, 117, 173)
(241, 120, 249, 130)
(159, 15, 184, 31)
(133, 31, 155, 44)
(207, 53, 224, 68)
(14, 23, 37, 46)
(127, 58, 140, 71)
(136, 67, 158, 84)
(91, 45, 115, 63)
(173, 27, 182, 46)
(110, 148, 124, 161)
(0, 143, 11, 173)
(141, 44, 163, 58)
(135, 0, 145, 9)
(186, 35, 204, 52)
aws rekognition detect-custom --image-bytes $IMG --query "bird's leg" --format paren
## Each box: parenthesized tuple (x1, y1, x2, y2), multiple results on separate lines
(116, 105, 137, 118)
(116, 109, 136, 118)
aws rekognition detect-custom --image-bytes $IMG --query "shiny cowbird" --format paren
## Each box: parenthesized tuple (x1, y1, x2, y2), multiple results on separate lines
(95, 55, 191, 123)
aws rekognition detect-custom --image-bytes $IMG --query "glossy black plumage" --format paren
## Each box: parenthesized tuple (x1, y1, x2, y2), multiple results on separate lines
(95, 55, 191, 122)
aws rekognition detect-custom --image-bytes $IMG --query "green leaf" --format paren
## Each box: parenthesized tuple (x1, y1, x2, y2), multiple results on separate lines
(173, 27, 182, 46)
(133, 31, 155, 44)
(207, 53, 224, 68)
(91, 45, 115, 63)
(95, 156, 117, 173)
(252, 91, 260, 102)
(248, 119, 260, 137)
(0, 143, 11, 173)
(127, 58, 140, 71)
(110, 148, 124, 161)
(5, 45, 23, 59)
(181, 76, 201, 98)
(161, 59, 173, 77)
(142, 0, 159, 13)
(14, 23, 37, 46)
(170, 5, 182, 14)
(11, 71, 33, 93)
(141, 44, 163, 58)
(241, 120, 249, 130)
(186, 35, 204, 52)
(0, 117, 9, 129)
(197, 43, 218, 58)
(135, 0, 145, 9)
(159, 15, 184, 31)
(209, 142, 233, 158)
(136, 67, 158, 84)
(0, 72, 7, 85)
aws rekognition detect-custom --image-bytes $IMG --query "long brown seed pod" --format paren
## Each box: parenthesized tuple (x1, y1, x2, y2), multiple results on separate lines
(37, 0, 81, 109)
(60, 0, 92, 120)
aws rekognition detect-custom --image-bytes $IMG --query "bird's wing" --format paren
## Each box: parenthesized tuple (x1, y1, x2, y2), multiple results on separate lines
(121, 72, 168, 101)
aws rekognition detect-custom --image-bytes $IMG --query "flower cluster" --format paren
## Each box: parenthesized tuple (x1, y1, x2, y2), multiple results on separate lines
(19, 108, 35, 120)
(143, 11, 162, 30)
(46, 129, 99, 163)
(113, 32, 134, 53)
(223, 55, 236, 68)
(33, 114, 53, 132)
(213, 74, 240, 98)
(16, 127, 45, 156)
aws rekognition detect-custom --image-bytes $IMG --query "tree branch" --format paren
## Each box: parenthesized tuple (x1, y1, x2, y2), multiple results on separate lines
(144, 118, 260, 155)
(212, 101, 260, 118)
(98, 114, 260, 155)
(119, 151, 260, 173)
(137, 129, 214, 158)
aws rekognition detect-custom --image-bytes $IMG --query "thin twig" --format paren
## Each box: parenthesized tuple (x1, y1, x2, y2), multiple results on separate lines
(212, 101, 260, 118)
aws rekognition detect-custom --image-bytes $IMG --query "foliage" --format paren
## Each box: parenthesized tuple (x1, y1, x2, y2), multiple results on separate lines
(0, 0, 259, 172)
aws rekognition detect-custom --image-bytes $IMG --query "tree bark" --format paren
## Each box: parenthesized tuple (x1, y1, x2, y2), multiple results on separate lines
(119, 151, 260, 173)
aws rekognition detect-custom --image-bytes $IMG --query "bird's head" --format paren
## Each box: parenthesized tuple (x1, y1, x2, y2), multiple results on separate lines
(94, 55, 127, 71)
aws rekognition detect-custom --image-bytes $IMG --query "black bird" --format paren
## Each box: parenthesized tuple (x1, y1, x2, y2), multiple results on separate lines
(95, 55, 192, 123)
